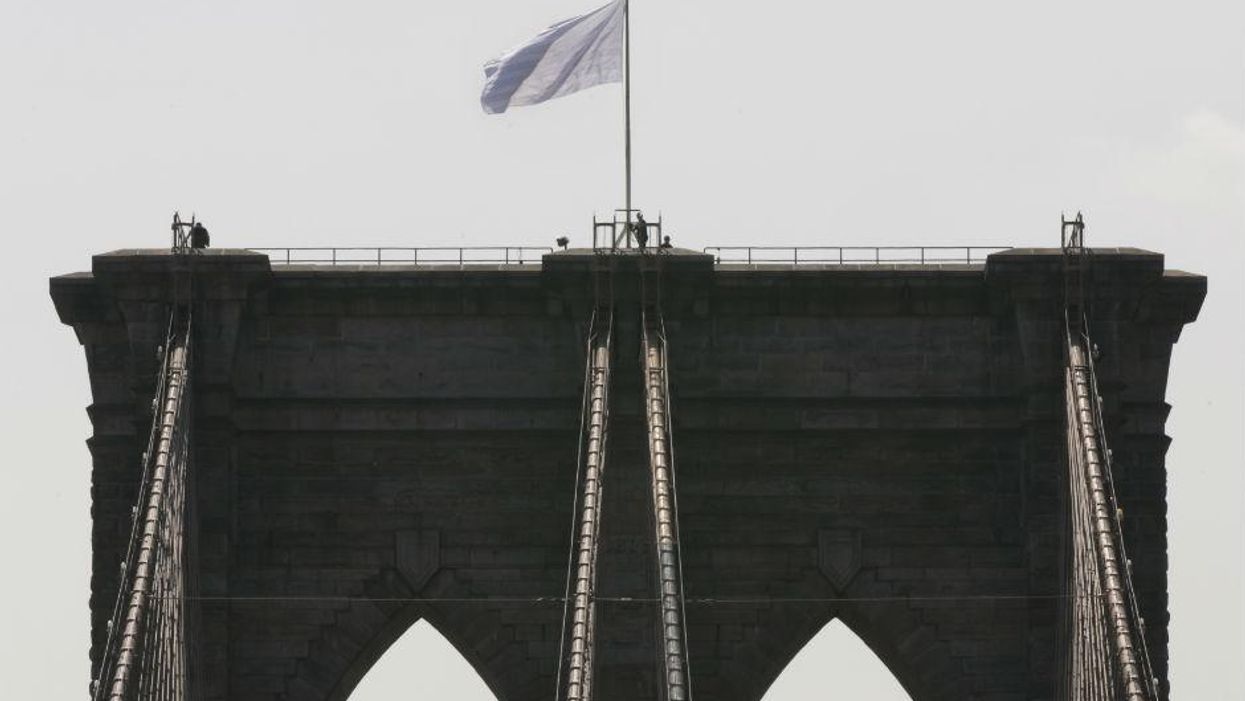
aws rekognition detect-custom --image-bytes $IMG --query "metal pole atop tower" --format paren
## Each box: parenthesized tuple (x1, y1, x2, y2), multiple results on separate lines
(624, 0, 632, 233)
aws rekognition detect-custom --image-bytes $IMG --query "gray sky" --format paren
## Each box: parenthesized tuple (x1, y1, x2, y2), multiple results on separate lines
(1, 0, 1241, 698)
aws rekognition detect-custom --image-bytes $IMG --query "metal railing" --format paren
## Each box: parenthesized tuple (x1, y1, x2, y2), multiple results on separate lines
(249, 245, 1010, 266)
(703, 246, 1011, 265)
(250, 247, 553, 266)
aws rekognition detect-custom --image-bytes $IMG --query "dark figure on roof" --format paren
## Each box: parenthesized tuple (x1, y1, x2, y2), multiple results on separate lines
(556, 236, 570, 250)
(190, 222, 211, 249)
(634, 211, 648, 250)
(659, 235, 672, 249)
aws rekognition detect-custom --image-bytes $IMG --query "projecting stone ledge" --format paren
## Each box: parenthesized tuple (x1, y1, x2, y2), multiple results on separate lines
(50, 245, 1206, 339)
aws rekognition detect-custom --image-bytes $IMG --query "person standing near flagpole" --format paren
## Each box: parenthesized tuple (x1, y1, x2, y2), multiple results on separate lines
(634, 210, 648, 250)
(480, 0, 634, 245)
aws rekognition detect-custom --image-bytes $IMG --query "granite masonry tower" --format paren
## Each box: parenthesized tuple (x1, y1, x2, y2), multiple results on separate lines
(52, 237, 1204, 701)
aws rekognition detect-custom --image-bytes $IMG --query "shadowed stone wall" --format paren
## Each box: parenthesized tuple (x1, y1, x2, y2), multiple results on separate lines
(52, 247, 1203, 701)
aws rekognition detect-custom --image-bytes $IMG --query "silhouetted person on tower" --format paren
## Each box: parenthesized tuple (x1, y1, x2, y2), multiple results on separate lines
(634, 211, 648, 250)
(659, 235, 672, 250)
(190, 222, 211, 250)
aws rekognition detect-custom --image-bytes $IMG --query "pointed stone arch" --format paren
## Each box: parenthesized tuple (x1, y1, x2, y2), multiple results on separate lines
(702, 599, 962, 701)
(761, 618, 910, 700)
(281, 566, 541, 701)
(347, 618, 498, 699)
(829, 607, 960, 701)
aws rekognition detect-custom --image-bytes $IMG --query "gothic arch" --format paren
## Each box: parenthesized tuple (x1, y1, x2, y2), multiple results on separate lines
(327, 603, 502, 701)
(741, 605, 962, 701)
(760, 617, 910, 700)
(283, 568, 514, 701)
(328, 600, 425, 701)
(845, 608, 950, 700)
(347, 618, 500, 700)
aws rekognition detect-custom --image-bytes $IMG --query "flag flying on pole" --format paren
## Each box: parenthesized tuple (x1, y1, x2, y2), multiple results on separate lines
(481, 0, 624, 114)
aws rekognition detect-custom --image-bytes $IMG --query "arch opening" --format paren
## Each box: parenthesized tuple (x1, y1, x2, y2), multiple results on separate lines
(762, 618, 912, 701)
(346, 619, 497, 700)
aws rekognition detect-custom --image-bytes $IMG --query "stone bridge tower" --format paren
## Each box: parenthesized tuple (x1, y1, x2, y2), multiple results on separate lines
(51, 245, 1204, 700)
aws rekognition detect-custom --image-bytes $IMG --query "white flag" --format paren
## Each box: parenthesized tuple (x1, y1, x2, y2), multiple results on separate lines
(481, 0, 624, 114)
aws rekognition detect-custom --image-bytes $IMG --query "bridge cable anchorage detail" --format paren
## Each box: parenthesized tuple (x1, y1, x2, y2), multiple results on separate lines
(91, 313, 194, 701)
(556, 307, 614, 701)
(642, 308, 693, 701)
(1057, 213, 1161, 701)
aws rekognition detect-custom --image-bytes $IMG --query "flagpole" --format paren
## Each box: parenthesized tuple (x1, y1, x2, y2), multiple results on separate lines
(624, 0, 632, 241)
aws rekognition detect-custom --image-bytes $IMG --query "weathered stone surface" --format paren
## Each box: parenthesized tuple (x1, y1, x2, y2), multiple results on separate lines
(51, 246, 1204, 701)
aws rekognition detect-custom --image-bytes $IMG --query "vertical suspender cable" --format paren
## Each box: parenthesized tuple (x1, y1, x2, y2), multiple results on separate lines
(557, 305, 614, 701)
(1060, 215, 1158, 700)
(642, 307, 692, 701)
(1067, 335, 1157, 700)
(107, 324, 191, 701)
(555, 311, 597, 701)
(92, 318, 174, 700)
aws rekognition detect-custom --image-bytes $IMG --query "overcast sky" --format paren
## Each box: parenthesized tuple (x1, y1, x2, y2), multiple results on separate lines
(1, 0, 1241, 698)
